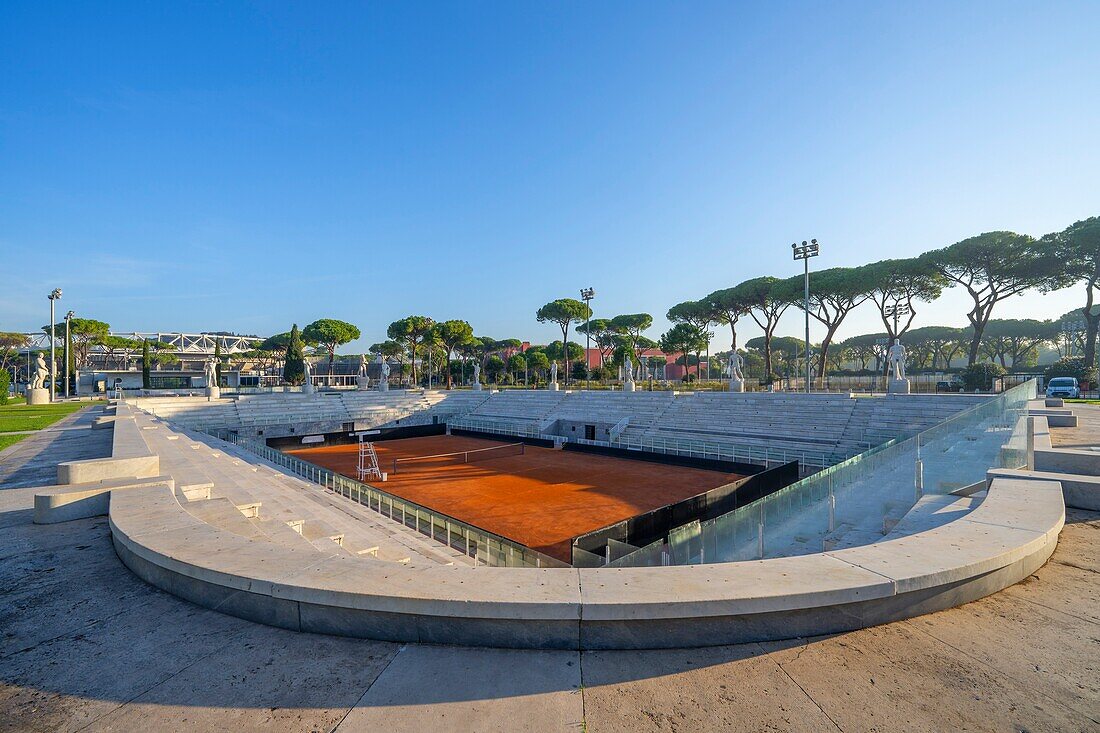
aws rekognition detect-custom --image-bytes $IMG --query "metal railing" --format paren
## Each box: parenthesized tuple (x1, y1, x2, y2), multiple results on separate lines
(446, 417, 544, 440)
(202, 428, 566, 568)
(450, 415, 834, 472)
(608, 416, 631, 441)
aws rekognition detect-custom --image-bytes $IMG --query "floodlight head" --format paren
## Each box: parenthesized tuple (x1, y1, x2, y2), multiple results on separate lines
(49, 288, 62, 300)
(66, 310, 74, 319)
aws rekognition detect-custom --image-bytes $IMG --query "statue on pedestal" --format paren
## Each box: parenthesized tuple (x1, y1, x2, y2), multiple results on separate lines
(31, 353, 48, 390)
(472, 362, 482, 391)
(624, 360, 636, 392)
(302, 360, 315, 394)
(203, 357, 220, 400)
(727, 352, 745, 392)
(887, 339, 907, 380)
(203, 357, 218, 388)
(550, 361, 558, 383)
(887, 339, 911, 394)
(379, 358, 391, 391)
(357, 356, 370, 390)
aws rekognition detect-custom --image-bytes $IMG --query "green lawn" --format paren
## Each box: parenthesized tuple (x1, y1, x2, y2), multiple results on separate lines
(0, 433, 26, 452)
(0, 401, 103, 453)
(1066, 398, 1100, 405)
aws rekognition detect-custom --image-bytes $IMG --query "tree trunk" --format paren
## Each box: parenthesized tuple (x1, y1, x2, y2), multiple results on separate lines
(561, 324, 570, 386)
(817, 324, 840, 379)
(763, 330, 773, 382)
(1083, 289, 1098, 370)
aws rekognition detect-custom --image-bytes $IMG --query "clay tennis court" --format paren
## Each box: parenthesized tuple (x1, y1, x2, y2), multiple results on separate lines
(287, 434, 745, 562)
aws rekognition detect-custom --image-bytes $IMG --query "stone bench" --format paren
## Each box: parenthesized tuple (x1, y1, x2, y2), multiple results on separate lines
(56, 406, 161, 485)
(33, 475, 177, 524)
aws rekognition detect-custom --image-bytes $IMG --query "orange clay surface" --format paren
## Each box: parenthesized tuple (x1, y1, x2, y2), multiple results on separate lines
(288, 434, 743, 562)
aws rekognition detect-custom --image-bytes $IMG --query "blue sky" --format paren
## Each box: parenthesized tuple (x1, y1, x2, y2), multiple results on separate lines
(2, 1, 1098, 353)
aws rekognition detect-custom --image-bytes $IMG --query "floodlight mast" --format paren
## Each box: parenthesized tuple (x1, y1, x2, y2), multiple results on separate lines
(580, 287, 595, 390)
(884, 302, 911, 338)
(64, 310, 75, 398)
(791, 240, 819, 394)
(48, 288, 62, 402)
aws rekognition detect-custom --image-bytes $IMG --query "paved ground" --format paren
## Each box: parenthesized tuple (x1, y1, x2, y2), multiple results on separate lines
(1, 407, 1097, 732)
(290, 434, 744, 561)
(1052, 401, 1100, 450)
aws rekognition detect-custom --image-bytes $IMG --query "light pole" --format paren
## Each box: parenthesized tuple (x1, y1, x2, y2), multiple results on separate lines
(884, 302, 911, 340)
(48, 288, 62, 402)
(64, 310, 74, 398)
(791, 240, 819, 394)
(580, 287, 595, 390)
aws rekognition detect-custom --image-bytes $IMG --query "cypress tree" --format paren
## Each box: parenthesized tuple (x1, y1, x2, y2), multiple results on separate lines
(283, 324, 306, 386)
(213, 341, 223, 385)
(141, 340, 151, 389)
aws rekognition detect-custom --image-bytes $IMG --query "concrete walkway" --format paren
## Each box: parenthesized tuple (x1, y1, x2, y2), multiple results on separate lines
(0, 410, 1097, 732)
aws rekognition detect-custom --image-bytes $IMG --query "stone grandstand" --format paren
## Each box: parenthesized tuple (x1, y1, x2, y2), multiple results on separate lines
(137, 413, 474, 566)
(128, 388, 991, 471)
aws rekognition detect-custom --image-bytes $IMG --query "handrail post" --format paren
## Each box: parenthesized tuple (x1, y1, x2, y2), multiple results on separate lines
(1026, 416, 1035, 470)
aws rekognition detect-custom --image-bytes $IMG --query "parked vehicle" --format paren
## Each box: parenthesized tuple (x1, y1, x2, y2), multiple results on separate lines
(1045, 377, 1081, 399)
(936, 379, 963, 393)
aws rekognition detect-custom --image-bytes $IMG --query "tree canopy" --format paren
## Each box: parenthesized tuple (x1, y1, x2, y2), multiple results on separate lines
(1051, 216, 1100, 367)
(863, 258, 946, 341)
(302, 319, 361, 369)
(920, 232, 1069, 365)
(797, 266, 872, 377)
(387, 316, 435, 384)
(433, 319, 475, 388)
(536, 299, 591, 385)
(729, 276, 798, 380)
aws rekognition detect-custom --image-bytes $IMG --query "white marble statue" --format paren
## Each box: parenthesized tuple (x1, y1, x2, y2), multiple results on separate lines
(378, 358, 391, 391)
(302, 359, 315, 393)
(727, 353, 745, 381)
(887, 339, 907, 380)
(624, 362, 635, 384)
(31, 353, 48, 390)
(203, 357, 218, 388)
(550, 361, 558, 384)
(357, 356, 370, 390)
(472, 362, 481, 383)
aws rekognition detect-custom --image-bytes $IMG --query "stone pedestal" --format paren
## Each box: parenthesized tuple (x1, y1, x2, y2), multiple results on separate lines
(379, 380, 389, 392)
(206, 386, 220, 401)
(303, 381, 315, 395)
(25, 387, 50, 405)
(623, 381, 636, 392)
(357, 376, 369, 391)
(729, 379, 745, 393)
(888, 378, 911, 395)
(473, 382, 482, 392)
(549, 382, 560, 391)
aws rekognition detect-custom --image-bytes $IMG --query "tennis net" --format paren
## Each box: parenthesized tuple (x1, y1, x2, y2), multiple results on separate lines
(390, 442, 526, 474)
